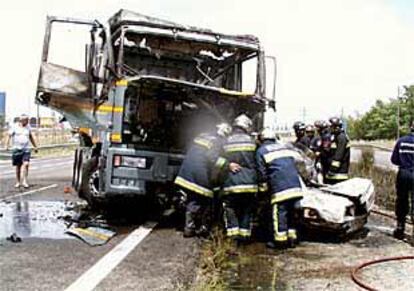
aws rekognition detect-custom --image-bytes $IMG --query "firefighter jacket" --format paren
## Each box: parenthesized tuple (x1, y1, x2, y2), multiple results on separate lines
(309, 136, 320, 153)
(256, 140, 304, 205)
(294, 135, 311, 149)
(326, 131, 350, 181)
(222, 129, 258, 195)
(391, 132, 414, 170)
(174, 133, 227, 198)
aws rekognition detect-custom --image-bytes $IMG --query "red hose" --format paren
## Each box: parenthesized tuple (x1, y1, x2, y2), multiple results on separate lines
(351, 256, 414, 291)
(371, 209, 413, 225)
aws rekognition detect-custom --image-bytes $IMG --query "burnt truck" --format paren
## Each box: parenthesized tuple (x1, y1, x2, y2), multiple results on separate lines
(35, 10, 276, 206)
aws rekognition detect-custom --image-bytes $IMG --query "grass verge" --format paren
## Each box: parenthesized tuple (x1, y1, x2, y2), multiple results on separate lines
(350, 148, 396, 211)
(191, 228, 232, 291)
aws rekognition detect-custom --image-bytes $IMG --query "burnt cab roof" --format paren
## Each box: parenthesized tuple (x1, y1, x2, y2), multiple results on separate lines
(108, 9, 261, 51)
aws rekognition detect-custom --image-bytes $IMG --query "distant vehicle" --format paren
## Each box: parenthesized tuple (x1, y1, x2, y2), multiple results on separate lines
(297, 177, 375, 236)
(35, 10, 276, 207)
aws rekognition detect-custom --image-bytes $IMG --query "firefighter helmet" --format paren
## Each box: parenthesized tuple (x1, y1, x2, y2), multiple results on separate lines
(259, 127, 276, 141)
(233, 114, 253, 132)
(305, 124, 315, 133)
(293, 121, 306, 132)
(329, 117, 343, 128)
(216, 122, 232, 137)
(314, 120, 329, 130)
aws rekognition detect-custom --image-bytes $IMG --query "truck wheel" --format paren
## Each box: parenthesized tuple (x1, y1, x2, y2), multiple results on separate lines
(80, 157, 102, 208)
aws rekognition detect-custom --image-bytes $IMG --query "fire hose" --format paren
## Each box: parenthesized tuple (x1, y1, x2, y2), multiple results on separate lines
(351, 256, 414, 291)
(351, 208, 413, 290)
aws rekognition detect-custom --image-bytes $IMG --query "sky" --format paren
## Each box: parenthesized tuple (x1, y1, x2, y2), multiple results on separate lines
(1, 0, 414, 126)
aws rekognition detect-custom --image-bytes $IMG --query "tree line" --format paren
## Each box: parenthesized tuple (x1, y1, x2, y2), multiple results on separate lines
(346, 85, 414, 140)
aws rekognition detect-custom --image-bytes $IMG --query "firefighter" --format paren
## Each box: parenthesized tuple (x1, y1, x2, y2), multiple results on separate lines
(256, 128, 304, 249)
(175, 122, 232, 238)
(314, 120, 331, 182)
(293, 121, 310, 149)
(390, 121, 414, 240)
(221, 114, 258, 242)
(325, 117, 350, 184)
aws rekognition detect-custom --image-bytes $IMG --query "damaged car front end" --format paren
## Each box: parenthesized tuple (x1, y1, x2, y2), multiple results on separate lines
(297, 178, 375, 236)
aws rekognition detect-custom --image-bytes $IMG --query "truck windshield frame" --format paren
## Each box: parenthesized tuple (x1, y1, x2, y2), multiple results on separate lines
(112, 26, 265, 96)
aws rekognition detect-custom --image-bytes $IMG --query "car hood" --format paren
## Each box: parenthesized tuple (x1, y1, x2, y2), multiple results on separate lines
(297, 178, 375, 224)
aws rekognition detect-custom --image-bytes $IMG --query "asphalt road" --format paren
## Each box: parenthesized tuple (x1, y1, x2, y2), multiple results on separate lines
(1, 153, 413, 291)
(351, 147, 396, 171)
(0, 155, 198, 291)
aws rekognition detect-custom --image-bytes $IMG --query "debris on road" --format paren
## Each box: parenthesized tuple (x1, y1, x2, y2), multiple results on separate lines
(66, 226, 116, 246)
(6, 233, 22, 243)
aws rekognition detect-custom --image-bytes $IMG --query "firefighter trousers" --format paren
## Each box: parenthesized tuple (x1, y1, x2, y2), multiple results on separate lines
(272, 199, 298, 242)
(222, 193, 255, 240)
(395, 168, 414, 224)
(185, 191, 213, 231)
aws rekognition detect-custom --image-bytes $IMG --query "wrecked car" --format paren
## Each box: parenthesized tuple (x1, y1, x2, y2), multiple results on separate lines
(35, 10, 276, 207)
(298, 177, 375, 236)
(287, 144, 375, 236)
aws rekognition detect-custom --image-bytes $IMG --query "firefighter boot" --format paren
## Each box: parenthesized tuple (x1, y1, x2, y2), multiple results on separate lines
(266, 241, 288, 250)
(393, 221, 405, 240)
(183, 211, 197, 238)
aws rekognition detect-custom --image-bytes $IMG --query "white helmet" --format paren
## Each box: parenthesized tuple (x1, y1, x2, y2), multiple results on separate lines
(259, 127, 276, 141)
(233, 114, 253, 132)
(216, 122, 232, 137)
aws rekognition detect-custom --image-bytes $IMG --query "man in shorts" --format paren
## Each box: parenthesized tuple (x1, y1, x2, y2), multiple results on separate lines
(5, 114, 38, 188)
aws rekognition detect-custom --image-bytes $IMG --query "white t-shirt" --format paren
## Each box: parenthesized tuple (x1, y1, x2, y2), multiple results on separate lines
(9, 124, 32, 150)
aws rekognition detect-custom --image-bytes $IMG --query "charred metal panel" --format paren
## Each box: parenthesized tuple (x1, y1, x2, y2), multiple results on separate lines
(38, 63, 90, 98)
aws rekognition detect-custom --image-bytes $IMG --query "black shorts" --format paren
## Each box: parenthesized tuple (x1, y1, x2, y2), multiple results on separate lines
(12, 150, 31, 166)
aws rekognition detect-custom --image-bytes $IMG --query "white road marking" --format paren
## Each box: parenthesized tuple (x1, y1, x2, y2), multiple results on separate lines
(65, 222, 158, 291)
(0, 184, 58, 201)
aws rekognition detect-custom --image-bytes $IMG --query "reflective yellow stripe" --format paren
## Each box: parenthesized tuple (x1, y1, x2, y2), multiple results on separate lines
(271, 189, 303, 204)
(326, 173, 349, 180)
(174, 176, 213, 197)
(331, 143, 337, 149)
(219, 88, 252, 97)
(111, 133, 122, 142)
(194, 138, 213, 149)
(226, 227, 240, 237)
(215, 157, 227, 169)
(263, 149, 299, 164)
(239, 228, 251, 237)
(259, 182, 268, 192)
(331, 160, 341, 167)
(288, 229, 297, 240)
(72, 227, 111, 241)
(224, 143, 256, 152)
(97, 105, 124, 113)
(273, 205, 288, 242)
(223, 185, 258, 194)
(116, 79, 128, 86)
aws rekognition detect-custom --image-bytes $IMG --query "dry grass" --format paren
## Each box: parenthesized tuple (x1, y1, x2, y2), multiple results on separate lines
(350, 148, 396, 211)
(191, 228, 233, 291)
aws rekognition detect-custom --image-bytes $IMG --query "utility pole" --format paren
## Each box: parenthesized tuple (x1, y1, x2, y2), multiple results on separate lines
(397, 86, 401, 139)
(302, 107, 306, 123)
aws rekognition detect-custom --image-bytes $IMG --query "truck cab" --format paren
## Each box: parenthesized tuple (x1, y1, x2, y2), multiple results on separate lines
(36, 10, 275, 206)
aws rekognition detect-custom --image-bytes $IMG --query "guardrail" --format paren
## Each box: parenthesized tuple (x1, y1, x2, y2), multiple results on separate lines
(351, 143, 392, 152)
(0, 143, 77, 156)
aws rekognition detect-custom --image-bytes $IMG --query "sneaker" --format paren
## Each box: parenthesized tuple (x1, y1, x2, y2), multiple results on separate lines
(22, 182, 29, 189)
(14, 183, 21, 188)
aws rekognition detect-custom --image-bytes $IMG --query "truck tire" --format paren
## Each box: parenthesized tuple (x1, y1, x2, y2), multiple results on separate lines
(79, 157, 102, 208)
